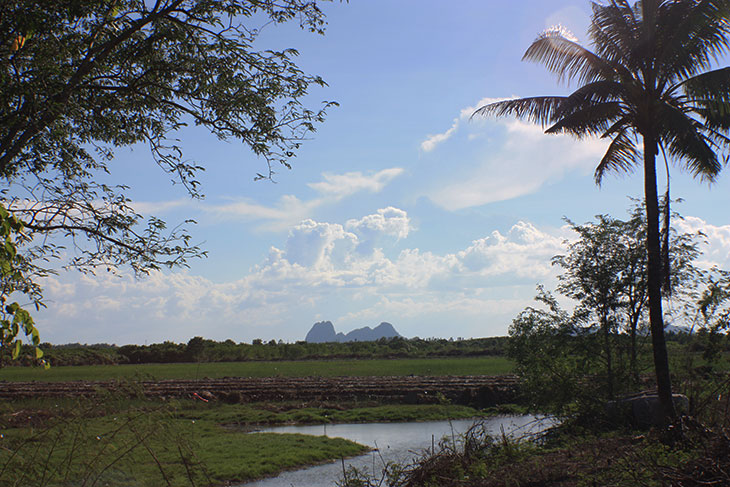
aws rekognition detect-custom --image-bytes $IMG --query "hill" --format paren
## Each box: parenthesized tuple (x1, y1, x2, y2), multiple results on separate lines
(305, 321, 401, 343)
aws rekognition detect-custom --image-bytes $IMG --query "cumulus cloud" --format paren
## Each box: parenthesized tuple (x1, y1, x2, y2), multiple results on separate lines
(346, 207, 411, 255)
(37, 211, 572, 343)
(454, 221, 566, 279)
(39, 212, 730, 344)
(49, 205, 730, 344)
(674, 216, 730, 269)
(284, 219, 357, 268)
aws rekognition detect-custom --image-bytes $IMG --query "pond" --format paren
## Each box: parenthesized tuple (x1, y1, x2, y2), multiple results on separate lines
(241, 415, 553, 487)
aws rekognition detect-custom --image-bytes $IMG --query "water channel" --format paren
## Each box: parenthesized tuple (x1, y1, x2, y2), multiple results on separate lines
(242, 415, 553, 487)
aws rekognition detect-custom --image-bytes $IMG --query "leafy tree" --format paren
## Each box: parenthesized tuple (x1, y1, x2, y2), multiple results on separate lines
(475, 0, 730, 420)
(553, 203, 701, 389)
(508, 286, 599, 416)
(553, 215, 629, 399)
(0, 1, 336, 350)
(511, 203, 705, 419)
(185, 336, 206, 362)
(681, 266, 730, 364)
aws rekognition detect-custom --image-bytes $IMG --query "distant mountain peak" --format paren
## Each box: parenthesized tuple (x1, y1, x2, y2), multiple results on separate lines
(305, 321, 401, 343)
(305, 321, 337, 343)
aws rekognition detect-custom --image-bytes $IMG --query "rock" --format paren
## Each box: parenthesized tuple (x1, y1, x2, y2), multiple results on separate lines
(607, 392, 690, 428)
(305, 321, 338, 343)
(305, 321, 402, 343)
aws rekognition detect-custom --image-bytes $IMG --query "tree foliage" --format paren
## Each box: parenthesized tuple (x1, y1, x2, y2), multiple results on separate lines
(0, 0, 337, 352)
(477, 0, 730, 420)
(0, 204, 44, 366)
(508, 286, 599, 416)
(2, 336, 510, 366)
(510, 204, 710, 418)
(553, 202, 701, 391)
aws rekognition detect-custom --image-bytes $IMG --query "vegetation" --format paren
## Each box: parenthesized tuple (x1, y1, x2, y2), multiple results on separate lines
(475, 0, 730, 421)
(0, 355, 515, 382)
(0, 206, 43, 365)
(0, 0, 336, 356)
(0, 395, 370, 486)
(507, 202, 730, 420)
(344, 414, 730, 487)
(2, 335, 509, 367)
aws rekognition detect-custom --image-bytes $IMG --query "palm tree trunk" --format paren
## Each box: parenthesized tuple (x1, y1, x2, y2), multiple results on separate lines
(643, 134, 677, 421)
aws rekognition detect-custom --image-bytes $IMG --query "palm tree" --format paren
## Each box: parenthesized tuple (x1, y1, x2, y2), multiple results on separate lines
(474, 0, 730, 421)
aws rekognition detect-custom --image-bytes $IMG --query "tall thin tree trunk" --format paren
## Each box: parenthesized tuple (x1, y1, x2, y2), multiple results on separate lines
(602, 310, 614, 399)
(643, 135, 676, 421)
(629, 313, 639, 384)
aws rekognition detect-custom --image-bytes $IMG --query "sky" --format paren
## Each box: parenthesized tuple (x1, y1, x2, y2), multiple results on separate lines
(35, 0, 730, 345)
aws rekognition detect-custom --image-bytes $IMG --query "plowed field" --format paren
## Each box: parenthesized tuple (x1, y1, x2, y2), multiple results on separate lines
(1, 374, 519, 407)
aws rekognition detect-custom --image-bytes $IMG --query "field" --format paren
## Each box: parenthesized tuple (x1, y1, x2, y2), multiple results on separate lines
(0, 356, 515, 382)
(0, 356, 517, 486)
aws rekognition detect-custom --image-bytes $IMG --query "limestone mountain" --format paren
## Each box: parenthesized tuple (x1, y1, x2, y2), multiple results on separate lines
(305, 321, 401, 343)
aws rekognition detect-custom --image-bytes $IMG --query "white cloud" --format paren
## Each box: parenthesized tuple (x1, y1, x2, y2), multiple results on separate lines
(674, 216, 730, 269)
(459, 96, 515, 121)
(346, 207, 411, 255)
(429, 118, 609, 210)
(203, 168, 404, 231)
(454, 221, 566, 279)
(205, 194, 319, 231)
(132, 199, 191, 214)
(38, 212, 729, 344)
(419, 97, 513, 153)
(37, 213, 570, 343)
(308, 168, 404, 197)
(421, 119, 460, 152)
(284, 219, 357, 268)
(419, 95, 610, 211)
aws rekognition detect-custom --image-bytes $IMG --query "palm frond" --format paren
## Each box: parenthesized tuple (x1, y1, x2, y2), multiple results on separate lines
(681, 67, 730, 132)
(601, 117, 632, 139)
(554, 80, 628, 118)
(471, 97, 566, 127)
(695, 106, 730, 134)
(594, 128, 640, 185)
(680, 66, 730, 103)
(522, 29, 616, 85)
(589, 1, 642, 71)
(546, 102, 623, 138)
(656, 102, 722, 181)
(656, 0, 730, 85)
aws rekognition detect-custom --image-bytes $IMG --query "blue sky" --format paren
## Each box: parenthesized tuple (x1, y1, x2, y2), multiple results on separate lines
(37, 0, 730, 345)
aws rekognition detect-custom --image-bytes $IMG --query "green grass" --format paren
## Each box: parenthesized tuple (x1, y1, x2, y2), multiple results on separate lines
(0, 392, 512, 486)
(0, 356, 515, 382)
(176, 402, 486, 425)
(0, 357, 516, 485)
(0, 398, 368, 486)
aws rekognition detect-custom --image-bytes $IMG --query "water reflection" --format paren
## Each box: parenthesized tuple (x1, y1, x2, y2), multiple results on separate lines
(241, 415, 552, 487)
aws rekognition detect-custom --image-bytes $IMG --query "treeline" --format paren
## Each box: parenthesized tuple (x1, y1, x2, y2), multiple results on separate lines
(4, 336, 510, 367)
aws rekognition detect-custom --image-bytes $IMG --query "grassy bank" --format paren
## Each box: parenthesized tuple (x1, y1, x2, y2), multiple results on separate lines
(0, 404, 368, 486)
(1, 394, 498, 486)
(0, 356, 514, 382)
